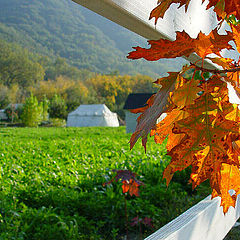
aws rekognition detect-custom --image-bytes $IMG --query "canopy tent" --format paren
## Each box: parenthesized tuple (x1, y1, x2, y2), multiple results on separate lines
(67, 104, 119, 127)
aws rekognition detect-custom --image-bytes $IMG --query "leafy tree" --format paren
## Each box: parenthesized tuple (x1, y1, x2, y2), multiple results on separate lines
(128, 1, 240, 213)
(21, 94, 43, 127)
(86, 74, 118, 110)
(30, 75, 74, 100)
(0, 39, 45, 88)
(65, 81, 89, 111)
(49, 94, 67, 119)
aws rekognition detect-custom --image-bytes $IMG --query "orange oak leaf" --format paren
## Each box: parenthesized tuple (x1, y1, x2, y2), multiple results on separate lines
(207, 0, 240, 20)
(122, 179, 140, 197)
(150, 76, 200, 150)
(224, 72, 240, 96)
(207, 57, 234, 69)
(231, 24, 240, 54)
(150, 0, 240, 22)
(171, 77, 200, 108)
(150, 109, 187, 151)
(164, 105, 240, 191)
(212, 163, 240, 213)
(130, 72, 179, 151)
(225, 104, 240, 122)
(149, 0, 191, 24)
(163, 77, 240, 192)
(127, 30, 233, 61)
(122, 180, 130, 193)
(128, 0, 240, 215)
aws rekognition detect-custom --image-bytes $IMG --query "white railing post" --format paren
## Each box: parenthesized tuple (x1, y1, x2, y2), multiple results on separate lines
(145, 195, 240, 240)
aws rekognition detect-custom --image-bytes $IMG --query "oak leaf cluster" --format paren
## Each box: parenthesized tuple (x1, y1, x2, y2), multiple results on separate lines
(128, 0, 240, 213)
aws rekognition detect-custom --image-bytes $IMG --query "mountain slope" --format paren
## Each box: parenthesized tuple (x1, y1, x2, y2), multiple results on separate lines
(0, 0, 186, 76)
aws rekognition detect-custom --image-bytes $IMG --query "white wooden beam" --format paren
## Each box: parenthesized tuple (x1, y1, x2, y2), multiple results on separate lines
(145, 195, 240, 240)
(72, 0, 219, 69)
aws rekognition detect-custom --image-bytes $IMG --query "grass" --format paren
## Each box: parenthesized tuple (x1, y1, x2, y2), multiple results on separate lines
(0, 127, 210, 239)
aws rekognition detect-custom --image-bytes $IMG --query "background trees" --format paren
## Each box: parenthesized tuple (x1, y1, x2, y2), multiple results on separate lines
(0, 37, 159, 120)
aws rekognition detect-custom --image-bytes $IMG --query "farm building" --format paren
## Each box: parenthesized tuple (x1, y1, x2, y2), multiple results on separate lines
(66, 104, 119, 127)
(123, 93, 153, 133)
(0, 109, 7, 121)
(123, 93, 167, 133)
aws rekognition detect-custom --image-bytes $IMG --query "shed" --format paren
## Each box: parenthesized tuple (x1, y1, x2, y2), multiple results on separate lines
(123, 93, 153, 133)
(66, 104, 119, 127)
(0, 109, 7, 121)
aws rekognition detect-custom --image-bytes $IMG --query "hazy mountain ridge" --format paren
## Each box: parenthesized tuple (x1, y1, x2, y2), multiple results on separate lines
(0, 0, 186, 76)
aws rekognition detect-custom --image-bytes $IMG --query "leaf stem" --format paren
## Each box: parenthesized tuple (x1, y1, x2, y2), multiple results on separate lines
(124, 195, 129, 240)
(191, 64, 240, 74)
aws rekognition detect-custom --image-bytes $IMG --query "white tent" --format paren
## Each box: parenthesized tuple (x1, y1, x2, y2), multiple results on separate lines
(67, 104, 119, 127)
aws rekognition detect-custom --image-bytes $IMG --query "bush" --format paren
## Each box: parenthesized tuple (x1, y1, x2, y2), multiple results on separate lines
(50, 118, 66, 127)
(21, 94, 43, 127)
(49, 94, 67, 119)
(4, 104, 23, 123)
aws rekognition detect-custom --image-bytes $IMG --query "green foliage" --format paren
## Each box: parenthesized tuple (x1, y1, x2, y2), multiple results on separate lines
(0, 39, 45, 87)
(49, 94, 67, 119)
(0, 127, 210, 239)
(21, 94, 43, 127)
(49, 118, 66, 127)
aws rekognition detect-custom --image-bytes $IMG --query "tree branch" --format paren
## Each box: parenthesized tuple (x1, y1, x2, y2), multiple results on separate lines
(191, 64, 240, 74)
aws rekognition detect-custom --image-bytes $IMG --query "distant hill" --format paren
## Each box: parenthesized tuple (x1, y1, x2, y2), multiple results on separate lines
(0, 0, 187, 77)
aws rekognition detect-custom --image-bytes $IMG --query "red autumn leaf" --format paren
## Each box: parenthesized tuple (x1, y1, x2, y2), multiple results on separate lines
(103, 169, 137, 186)
(131, 216, 154, 228)
(128, 30, 233, 61)
(161, 78, 240, 213)
(130, 72, 179, 151)
(128, 179, 140, 197)
(212, 163, 240, 213)
(122, 180, 130, 194)
(122, 179, 141, 197)
(207, 0, 240, 20)
(149, 0, 240, 23)
(207, 57, 234, 69)
(149, 0, 192, 24)
(231, 24, 240, 54)
(143, 217, 154, 228)
(104, 170, 144, 197)
(128, 0, 240, 214)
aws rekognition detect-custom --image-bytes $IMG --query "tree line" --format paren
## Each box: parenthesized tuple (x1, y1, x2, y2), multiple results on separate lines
(0, 38, 159, 120)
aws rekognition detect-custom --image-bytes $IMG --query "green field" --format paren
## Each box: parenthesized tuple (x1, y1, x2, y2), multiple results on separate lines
(0, 127, 210, 239)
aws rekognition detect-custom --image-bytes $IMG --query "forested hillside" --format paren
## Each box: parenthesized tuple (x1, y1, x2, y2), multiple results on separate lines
(0, 0, 186, 76)
(0, 38, 159, 119)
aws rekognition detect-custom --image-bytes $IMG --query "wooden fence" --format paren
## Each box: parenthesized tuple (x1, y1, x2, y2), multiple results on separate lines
(71, 0, 240, 238)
